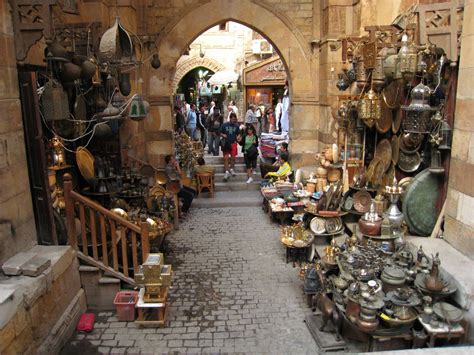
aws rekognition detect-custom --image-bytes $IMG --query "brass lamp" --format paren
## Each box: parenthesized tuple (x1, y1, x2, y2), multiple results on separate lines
(358, 89, 381, 128)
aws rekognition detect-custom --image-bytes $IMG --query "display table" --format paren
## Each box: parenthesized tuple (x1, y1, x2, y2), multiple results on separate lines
(418, 316, 465, 348)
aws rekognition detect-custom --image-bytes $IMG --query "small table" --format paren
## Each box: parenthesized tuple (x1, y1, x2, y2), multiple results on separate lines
(135, 288, 169, 327)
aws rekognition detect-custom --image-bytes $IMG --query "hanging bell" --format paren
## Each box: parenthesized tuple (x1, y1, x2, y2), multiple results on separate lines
(151, 54, 161, 69)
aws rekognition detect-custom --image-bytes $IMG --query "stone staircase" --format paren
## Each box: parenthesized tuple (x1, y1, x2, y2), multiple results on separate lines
(78, 265, 121, 311)
(193, 154, 263, 208)
(204, 154, 261, 191)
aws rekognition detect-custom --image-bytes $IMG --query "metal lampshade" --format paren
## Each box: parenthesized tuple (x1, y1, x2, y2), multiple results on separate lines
(439, 120, 452, 150)
(129, 95, 148, 121)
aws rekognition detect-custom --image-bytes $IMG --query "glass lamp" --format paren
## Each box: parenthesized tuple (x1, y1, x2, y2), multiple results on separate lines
(438, 120, 452, 150)
(358, 89, 381, 128)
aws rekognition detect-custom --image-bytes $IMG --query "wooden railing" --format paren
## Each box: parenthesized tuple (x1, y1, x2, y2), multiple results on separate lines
(63, 174, 149, 285)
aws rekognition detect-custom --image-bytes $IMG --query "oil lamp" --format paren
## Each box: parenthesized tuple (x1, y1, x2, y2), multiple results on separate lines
(357, 89, 381, 128)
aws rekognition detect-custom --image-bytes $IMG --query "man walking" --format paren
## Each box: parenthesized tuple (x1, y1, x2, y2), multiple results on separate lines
(186, 103, 197, 140)
(207, 108, 223, 156)
(220, 112, 241, 181)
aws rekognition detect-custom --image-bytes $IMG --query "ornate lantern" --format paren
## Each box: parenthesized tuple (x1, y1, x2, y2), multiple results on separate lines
(41, 79, 70, 121)
(372, 56, 386, 93)
(358, 89, 381, 128)
(402, 82, 437, 133)
(398, 34, 418, 77)
(356, 60, 369, 90)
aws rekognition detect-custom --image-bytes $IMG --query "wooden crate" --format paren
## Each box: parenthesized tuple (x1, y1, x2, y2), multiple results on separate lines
(135, 288, 169, 327)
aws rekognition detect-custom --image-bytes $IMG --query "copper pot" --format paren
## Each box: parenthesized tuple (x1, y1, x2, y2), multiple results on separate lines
(358, 217, 382, 236)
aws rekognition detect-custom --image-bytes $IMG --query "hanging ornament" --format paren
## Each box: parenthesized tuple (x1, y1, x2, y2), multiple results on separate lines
(151, 53, 161, 69)
(99, 17, 134, 65)
(398, 34, 418, 78)
(129, 95, 147, 121)
(119, 72, 131, 96)
(41, 79, 70, 121)
(358, 89, 381, 128)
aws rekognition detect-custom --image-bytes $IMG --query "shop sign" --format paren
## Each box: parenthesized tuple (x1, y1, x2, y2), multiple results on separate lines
(245, 59, 287, 84)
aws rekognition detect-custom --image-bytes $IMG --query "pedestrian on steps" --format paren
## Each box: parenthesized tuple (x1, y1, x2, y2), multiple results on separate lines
(237, 124, 259, 184)
(220, 112, 241, 182)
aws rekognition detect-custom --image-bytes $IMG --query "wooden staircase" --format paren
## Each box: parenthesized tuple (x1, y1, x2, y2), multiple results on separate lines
(64, 174, 150, 287)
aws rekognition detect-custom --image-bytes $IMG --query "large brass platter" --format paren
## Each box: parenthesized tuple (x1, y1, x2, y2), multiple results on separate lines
(392, 109, 403, 133)
(155, 170, 169, 185)
(402, 169, 441, 236)
(76, 146, 95, 181)
(398, 151, 421, 173)
(353, 190, 372, 213)
(400, 132, 424, 153)
(376, 101, 392, 134)
(391, 135, 400, 164)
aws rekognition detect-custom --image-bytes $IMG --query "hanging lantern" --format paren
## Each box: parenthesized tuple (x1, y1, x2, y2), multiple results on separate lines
(357, 89, 381, 128)
(119, 72, 131, 96)
(99, 17, 134, 65)
(439, 120, 452, 150)
(336, 72, 350, 91)
(402, 82, 437, 133)
(41, 79, 70, 121)
(372, 56, 386, 93)
(129, 95, 148, 121)
(356, 60, 368, 90)
(398, 34, 418, 77)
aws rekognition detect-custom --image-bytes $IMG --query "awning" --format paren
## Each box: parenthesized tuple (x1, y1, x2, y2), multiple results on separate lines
(207, 70, 239, 86)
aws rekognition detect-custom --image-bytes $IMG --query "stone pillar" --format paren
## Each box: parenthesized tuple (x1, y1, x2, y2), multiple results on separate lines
(444, 0, 474, 260)
(0, 0, 37, 264)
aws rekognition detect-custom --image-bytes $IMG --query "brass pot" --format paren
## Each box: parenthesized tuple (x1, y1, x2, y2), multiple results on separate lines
(358, 217, 382, 236)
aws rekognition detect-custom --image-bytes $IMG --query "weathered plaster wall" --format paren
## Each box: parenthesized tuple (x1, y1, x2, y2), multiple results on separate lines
(0, 0, 37, 265)
(445, 0, 474, 260)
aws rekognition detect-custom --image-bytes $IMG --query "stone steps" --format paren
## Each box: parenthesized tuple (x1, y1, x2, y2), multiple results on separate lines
(215, 180, 260, 191)
(215, 172, 262, 183)
(211, 163, 261, 174)
(193, 190, 262, 208)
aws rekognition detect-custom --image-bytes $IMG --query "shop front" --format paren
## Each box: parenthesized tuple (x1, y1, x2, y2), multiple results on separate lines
(243, 56, 287, 112)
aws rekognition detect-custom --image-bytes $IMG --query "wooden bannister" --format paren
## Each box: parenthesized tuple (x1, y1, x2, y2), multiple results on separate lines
(64, 173, 149, 286)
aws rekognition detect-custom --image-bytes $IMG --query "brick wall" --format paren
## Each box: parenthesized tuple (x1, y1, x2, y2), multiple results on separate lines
(0, 0, 37, 265)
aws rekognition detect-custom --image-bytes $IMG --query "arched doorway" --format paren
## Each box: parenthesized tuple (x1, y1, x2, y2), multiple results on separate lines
(145, 0, 320, 166)
(173, 57, 225, 91)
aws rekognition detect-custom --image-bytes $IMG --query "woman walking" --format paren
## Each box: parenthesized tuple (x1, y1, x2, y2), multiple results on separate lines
(238, 125, 259, 184)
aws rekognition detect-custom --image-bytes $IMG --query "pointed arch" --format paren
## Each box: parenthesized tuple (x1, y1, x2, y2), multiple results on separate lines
(172, 56, 226, 91)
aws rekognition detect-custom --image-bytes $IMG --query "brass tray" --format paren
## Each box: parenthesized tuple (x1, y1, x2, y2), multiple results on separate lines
(140, 164, 156, 178)
(391, 135, 400, 164)
(374, 139, 392, 173)
(155, 170, 169, 185)
(400, 132, 424, 154)
(376, 101, 392, 134)
(353, 190, 372, 213)
(76, 146, 95, 181)
(392, 109, 403, 134)
(398, 151, 421, 173)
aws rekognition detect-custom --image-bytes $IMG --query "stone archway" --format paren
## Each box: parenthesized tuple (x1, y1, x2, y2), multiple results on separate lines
(172, 57, 225, 92)
(145, 0, 321, 166)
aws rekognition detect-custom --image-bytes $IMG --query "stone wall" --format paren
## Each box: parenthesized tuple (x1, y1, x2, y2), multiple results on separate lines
(0, 246, 86, 354)
(444, 0, 474, 260)
(0, 0, 37, 265)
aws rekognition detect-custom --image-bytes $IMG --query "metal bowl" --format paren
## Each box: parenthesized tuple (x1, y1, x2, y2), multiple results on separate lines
(353, 190, 372, 213)
(398, 151, 421, 173)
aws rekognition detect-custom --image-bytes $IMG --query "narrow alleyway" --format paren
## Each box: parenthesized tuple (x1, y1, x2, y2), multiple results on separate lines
(63, 201, 318, 354)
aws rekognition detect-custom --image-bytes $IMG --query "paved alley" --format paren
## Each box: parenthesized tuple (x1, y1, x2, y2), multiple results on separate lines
(63, 204, 318, 354)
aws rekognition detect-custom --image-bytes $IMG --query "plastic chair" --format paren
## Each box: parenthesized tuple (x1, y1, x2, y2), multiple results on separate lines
(196, 172, 214, 197)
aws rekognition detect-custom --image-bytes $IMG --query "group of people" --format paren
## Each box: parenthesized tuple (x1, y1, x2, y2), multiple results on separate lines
(173, 96, 291, 185)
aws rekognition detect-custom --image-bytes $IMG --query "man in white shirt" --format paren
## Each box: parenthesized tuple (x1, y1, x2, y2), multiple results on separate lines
(227, 100, 239, 122)
(275, 97, 283, 132)
(208, 101, 216, 116)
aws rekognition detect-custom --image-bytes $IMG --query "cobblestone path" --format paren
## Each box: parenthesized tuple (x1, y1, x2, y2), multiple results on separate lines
(63, 206, 317, 354)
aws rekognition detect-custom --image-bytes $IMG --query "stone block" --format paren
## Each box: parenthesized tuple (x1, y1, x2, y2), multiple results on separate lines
(0, 66, 19, 99)
(448, 158, 474, 197)
(29, 245, 76, 282)
(459, 33, 474, 70)
(456, 68, 474, 100)
(451, 128, 470, 161)
(0, 33, 16, 68)
(456, 192, 474, 229)
(2, 252, 36, 275)
(0, 320, 15, 353)
(13, 307, 29, 337)
(0, 0, 14, 36)
(21, 256, 51, 277)
(445, 187, 459, 219)
(0, 100, 21, 135)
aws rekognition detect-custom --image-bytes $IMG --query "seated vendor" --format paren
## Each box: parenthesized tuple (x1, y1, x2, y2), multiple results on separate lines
(265, 152, 291, 180)
(194, 157, 215, 175)
(164, 155, 196, 217)
(260, 143, 288, 178)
